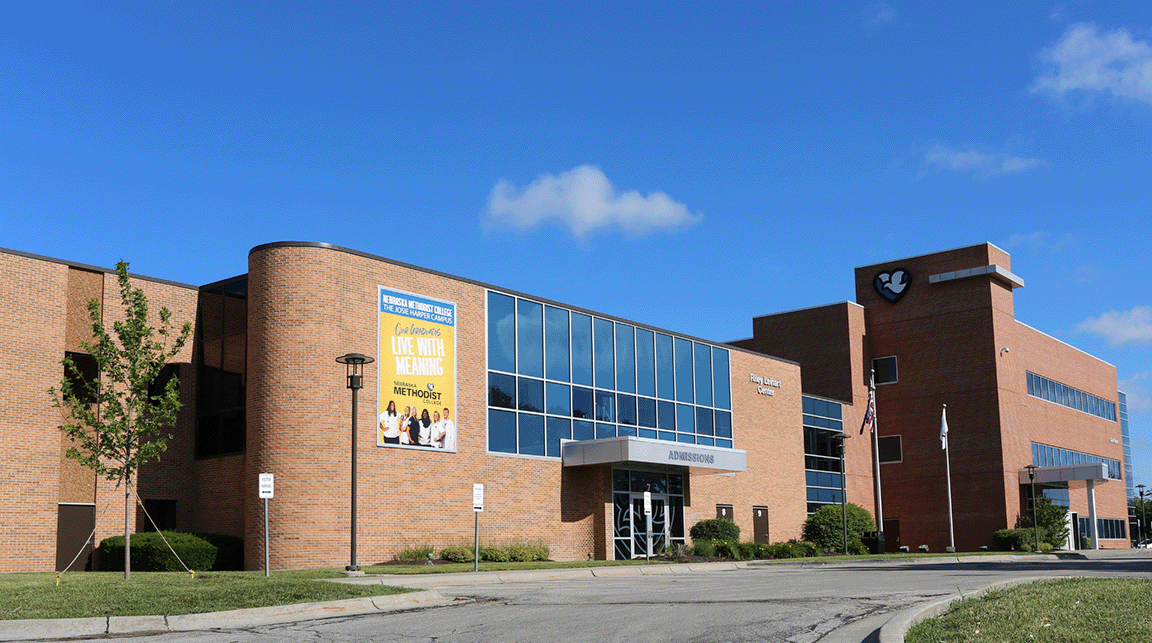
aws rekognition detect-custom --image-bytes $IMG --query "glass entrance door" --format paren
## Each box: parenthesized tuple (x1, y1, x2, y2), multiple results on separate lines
(629, 493, 668, 558)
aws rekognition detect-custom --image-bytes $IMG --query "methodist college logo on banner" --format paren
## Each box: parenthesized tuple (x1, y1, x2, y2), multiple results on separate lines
(377, 287, 458, 452)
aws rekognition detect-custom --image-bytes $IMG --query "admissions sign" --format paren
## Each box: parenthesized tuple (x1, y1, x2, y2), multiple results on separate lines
(377, 287, 458, 452)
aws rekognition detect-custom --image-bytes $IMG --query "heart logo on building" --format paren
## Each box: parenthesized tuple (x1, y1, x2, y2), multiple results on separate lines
(874, 269, 911, 303)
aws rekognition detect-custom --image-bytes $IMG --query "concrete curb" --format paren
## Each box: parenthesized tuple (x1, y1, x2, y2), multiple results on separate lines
(0, 590, 452, 642)
(876, 576, 1060, 643)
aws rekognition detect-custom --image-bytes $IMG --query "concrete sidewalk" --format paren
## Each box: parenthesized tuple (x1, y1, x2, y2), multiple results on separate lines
(1, 550, 1145, 642)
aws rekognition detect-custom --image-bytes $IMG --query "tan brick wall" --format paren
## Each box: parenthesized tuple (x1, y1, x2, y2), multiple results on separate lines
(243, 244, 815, 568)
(0, 251, 198, 572)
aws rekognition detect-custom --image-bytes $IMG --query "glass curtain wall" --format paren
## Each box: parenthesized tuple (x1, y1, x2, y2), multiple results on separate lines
(487, 291, 733, 457)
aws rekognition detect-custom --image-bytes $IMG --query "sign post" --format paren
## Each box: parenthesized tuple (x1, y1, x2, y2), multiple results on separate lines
(643, 491, 652, 561)
(258, 473, 274, 577)
(472, 483, 484, 572)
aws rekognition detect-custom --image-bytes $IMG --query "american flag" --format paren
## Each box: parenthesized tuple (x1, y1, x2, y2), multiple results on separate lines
(860, 373, 876, 435)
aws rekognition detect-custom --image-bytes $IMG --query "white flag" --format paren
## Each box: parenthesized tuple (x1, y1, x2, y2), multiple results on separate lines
(940, 405, 949, 450)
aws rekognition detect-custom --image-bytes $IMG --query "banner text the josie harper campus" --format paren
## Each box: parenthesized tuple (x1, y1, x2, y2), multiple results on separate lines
(377, 288, 458, 452)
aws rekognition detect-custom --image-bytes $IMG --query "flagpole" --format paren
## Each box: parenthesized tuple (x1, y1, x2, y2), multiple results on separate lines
(870, 371, 884, 544)
(942, 404, 955, 552)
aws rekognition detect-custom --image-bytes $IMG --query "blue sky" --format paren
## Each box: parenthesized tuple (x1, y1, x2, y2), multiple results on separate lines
(3, 2, 1151, 486)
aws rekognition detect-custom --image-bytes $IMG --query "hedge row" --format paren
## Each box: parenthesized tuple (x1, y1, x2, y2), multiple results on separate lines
(97, 531, 245, 572)
(690, 540, 820, 560)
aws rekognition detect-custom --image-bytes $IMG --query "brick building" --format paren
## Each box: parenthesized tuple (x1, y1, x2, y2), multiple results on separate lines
(737, 243, 1130, 552)
(0, 241, 1130, 572)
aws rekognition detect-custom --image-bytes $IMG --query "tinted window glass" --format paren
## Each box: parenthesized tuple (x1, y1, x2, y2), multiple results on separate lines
(636, 328, 655, 397)
(615, 324, 635, 393)
(546, 382, 570, 416)
(546, 417, 571, 457)
(695, 407, 714, 435)
(518, 377, 544, 413)
(519, 413, 545, 456)
(656, 334, 674, 400)
(594, 318, 614, 389)
(488, 372, 516, 409)
(572, 386, 594, 419)
(488, 409, 517, 453)
(676, 403, 695, 434)
(571, 313, 593, 386)
(618, 394, 637, 425)
(715, 411, 732, 438)
(597, 423, 617, 439)
(517, 300, 543, 377)
(638, 397, 656, 428)
(595, 390, 616, 422)
(674, 338, 694, 403)
(573, 420, 595, 441)
(712, 347, 730, 410)
(487, 292, 516, 372)
(545, 306, 570, 382)
(694, 342, 712, 406)
(658, 400, 676, 431)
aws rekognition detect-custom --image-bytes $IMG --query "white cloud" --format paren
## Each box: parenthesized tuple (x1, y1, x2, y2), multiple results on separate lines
(1005, 231, 1076, 254)
(1076, 305, 1152, 347)
(485, 165, 701, 238)
(1120, 372, 1152, 414)
(922, 143, 1047, 177)
(864, 2, 896, 26)
(1032, 23, 1152, 105)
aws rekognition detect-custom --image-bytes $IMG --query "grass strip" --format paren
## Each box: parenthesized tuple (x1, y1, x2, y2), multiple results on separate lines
(906, 577, 1152, 643)
(0, 571, 413, 621)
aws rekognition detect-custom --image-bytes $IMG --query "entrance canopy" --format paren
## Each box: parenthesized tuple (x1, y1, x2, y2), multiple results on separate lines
(1017, 462, 1109, 485)
(562, 436, 747, 473)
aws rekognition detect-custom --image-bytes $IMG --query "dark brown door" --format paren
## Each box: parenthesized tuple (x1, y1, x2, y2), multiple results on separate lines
(882, 518, 900, 553)
(56, 504, 95, 572)
(716, 504, 733, 520)
(753, 506, 770, 543)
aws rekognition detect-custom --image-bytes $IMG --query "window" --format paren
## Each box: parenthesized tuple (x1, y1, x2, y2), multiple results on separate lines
(63, 351, 100, 405)
(1026, 372, 1116, 421)
(138, 499, 177, 532)
(803, 395, 846, 513)
(196, 278, 248, 459)
(878, 435, 902, 463)
(486, 290, 734, 457)
(872, 356, 897, 384)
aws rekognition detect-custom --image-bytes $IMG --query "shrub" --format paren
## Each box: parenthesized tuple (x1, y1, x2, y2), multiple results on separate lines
(689, 518, 740, 542)
(712, 540, 746, 560)
(480, 544, 510, 562)
(193, 533, 243, 570)
(97, 531, 217, 572)
(802, 503, 876, 553)
(396, 544, 434, 561)
(691, 540, 715, 558)
(993, 528, 1034, 551)
(761, 540, 820, 559)
(439, 544, 474, 563)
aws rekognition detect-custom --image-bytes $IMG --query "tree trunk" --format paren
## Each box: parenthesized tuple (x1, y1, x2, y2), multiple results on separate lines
(124, 474, 131, 581)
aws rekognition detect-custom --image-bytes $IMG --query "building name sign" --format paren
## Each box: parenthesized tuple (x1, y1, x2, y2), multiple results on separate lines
(750, 373, 781, 396)
(668, 449, 715, 464)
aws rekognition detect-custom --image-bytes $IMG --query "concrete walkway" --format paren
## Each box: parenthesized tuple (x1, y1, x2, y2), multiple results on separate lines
(1, 550, 1145, 642)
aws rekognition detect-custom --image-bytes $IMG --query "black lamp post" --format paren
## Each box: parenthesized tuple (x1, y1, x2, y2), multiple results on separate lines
(336, 353, 374, 573)
(831, 433, 851, 555)
(1025, 464, 1039, 552)
(1137, 484, 1147, 545)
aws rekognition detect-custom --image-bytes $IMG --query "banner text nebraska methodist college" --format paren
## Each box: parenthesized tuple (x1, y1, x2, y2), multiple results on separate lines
(377, 288, 458, 452)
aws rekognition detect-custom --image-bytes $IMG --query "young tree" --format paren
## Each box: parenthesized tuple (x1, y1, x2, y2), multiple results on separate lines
(1017, 497, 1070, 548)
(51, 261, 192, 580)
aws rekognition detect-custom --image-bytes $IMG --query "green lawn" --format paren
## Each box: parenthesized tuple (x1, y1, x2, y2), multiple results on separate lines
(0, 570, 412, 621)
(905, 577, 1152, 643)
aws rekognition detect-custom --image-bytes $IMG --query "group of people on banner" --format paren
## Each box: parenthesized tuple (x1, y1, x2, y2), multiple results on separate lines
(378, 400, 457, 450)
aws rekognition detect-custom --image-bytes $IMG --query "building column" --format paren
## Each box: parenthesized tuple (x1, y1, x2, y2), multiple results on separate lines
(1087, 479, 1099, 551)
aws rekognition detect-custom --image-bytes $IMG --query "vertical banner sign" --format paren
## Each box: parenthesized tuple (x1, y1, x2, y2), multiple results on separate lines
(378, 287, 458, 451)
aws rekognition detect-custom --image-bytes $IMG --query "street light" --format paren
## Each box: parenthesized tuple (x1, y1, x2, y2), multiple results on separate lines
(336, 352, 374, 573)
(1025, 464, 1040, 552)
(830, 433, 851, 555)
(1137, 484, 1147, 545)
